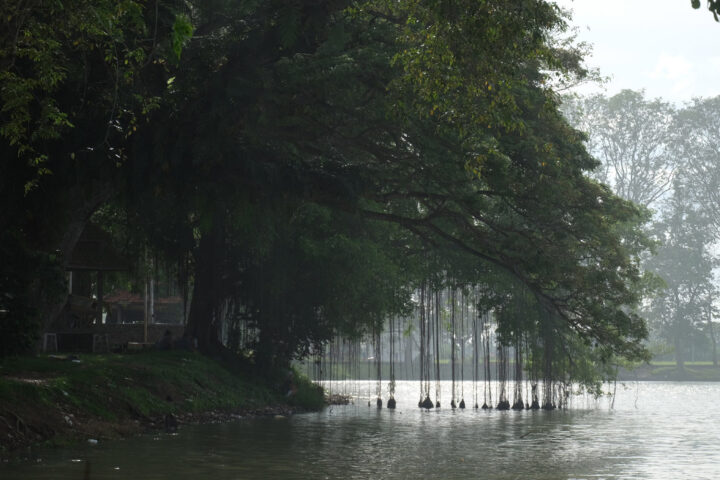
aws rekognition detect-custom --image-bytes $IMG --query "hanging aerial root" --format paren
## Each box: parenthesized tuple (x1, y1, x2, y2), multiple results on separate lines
(451, 399, 457, 409)
(376, 398, 383, 409)
(531, 384, 540, 409)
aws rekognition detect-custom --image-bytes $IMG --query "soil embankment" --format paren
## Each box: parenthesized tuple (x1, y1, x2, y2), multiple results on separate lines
(0, 350, 322, 455)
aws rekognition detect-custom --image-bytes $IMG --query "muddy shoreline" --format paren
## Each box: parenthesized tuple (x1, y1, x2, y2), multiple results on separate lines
(1, 393, 306, 457)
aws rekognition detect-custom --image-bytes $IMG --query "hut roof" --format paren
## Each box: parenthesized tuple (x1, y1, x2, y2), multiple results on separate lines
(104, 290, 182, 306)
(66, 223, 127, 271)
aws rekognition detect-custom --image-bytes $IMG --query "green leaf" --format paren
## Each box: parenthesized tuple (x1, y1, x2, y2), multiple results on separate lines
(172, 14, 193, 60)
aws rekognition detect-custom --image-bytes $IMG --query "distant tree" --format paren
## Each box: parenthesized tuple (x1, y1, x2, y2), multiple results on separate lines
(643, 182, 717, 370)
(561, 90, 720, 367)
(673, 96, 720, 233)
(669, 96, 720, 366)
(562, 90, 678, 211)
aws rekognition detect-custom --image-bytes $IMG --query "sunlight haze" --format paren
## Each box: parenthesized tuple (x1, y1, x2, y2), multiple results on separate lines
(556, 0, 720, 103)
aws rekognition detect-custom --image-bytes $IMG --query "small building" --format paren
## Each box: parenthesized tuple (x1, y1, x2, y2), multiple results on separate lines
(46, 223, 184, 352)
(103, 290, 184, 325)
(53, 222, 127, 332)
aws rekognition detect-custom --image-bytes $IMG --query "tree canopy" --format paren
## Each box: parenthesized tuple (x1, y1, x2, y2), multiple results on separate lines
(2, 1, 652, 373)
(562, 90, 677, 211)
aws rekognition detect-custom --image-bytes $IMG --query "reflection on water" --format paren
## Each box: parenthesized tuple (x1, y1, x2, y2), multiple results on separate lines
(3, 381, 720, 479)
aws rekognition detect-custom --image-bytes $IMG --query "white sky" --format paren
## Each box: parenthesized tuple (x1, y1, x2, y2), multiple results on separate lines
(554, 0, 720, 104)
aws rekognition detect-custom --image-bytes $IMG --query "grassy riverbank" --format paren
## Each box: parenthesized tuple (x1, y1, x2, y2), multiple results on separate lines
(306, 360, 720, 382)
(0, 350, 324, 454)
(620, 362, 720, 381)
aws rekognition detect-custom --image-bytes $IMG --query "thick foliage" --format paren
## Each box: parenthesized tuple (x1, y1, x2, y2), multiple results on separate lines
(0, 230, 63, 356)
(1, 1, 652, 370)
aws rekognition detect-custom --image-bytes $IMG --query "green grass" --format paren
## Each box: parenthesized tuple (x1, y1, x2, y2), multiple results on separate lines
(637, 363, 720, 381)
(649, 361, 716, 367)
(287, 367, 325, 410)
(1, 351, 324, 452)
(0, 351, 261, 419)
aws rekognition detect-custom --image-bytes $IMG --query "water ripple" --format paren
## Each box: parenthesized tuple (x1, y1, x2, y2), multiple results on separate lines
(3, 381, 720, 479)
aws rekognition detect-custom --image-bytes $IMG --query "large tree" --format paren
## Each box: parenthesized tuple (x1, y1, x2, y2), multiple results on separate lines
(139, 0, 650, 363)
(643, 182, 717, 369)
(562, 90, 678, 211)
(665, 96, 720, 366)
(673, 96, 720, 232)
(2, 1, 652, 371)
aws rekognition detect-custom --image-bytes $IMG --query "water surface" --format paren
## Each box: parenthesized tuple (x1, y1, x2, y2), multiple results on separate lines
(3, 381, 718, 479)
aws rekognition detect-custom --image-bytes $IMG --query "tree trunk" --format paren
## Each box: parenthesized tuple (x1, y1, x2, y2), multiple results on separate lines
(254, 326, 286, 371)
(404, 327, 414, 379)
(184, 218, 225, 354)
(708, 308, 718, 367)
(674, 336, 685, 372)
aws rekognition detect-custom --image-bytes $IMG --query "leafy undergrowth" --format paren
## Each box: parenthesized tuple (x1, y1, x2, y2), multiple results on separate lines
(287, 367, 325, 411)
(0, 351, 324, 454)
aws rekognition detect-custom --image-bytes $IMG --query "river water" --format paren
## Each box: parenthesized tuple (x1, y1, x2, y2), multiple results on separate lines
(3, 381, 719, 479)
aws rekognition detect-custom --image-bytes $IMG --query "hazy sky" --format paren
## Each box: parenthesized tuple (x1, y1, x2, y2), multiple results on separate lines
(554, 0, 720, 104)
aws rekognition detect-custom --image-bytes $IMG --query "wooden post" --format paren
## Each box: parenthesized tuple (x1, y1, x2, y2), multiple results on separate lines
(144, 272, 149, 343)
(96, 271, 104, 325)
(150, 277, 155, 325)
